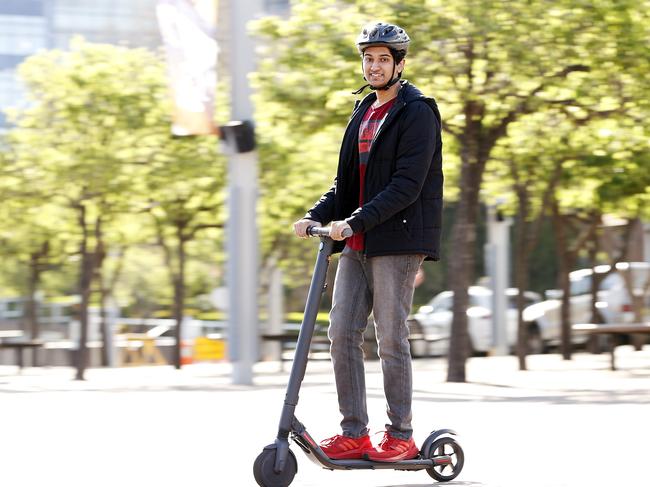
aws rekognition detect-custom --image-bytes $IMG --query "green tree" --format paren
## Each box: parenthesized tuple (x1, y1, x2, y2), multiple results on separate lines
(484, 110, 567, 369)
(0, 146, 70, 353)
(7, 38, 225, 376)
(144, 135, 224, 369)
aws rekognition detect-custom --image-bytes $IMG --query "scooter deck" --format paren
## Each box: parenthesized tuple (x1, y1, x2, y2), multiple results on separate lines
(292, 430, 452, 472)
(315, 457, 443, 471)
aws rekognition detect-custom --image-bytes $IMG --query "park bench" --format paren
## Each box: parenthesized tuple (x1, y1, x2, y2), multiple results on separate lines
(262, 323, 446, 369)
(261, 330, 331, 370)
(0, 331, 43, 370)
(573, 323, 650, 370)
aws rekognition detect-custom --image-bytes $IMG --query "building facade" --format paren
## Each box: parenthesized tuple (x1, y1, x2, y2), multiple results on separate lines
(0, 0, 289, 128)
(0, 0, 161, 128)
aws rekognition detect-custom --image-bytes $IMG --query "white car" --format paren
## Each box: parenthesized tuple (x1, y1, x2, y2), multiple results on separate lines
(410, 286, 542, 357)
(522, 262, 650, 348)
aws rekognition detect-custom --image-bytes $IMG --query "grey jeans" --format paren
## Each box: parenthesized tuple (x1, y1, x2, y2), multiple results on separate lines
(328, 246, 424, 440)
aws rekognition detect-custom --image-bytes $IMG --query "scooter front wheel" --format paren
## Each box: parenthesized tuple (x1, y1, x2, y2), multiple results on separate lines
(253, 446, 297, 487)
(425, 436, 464, 482)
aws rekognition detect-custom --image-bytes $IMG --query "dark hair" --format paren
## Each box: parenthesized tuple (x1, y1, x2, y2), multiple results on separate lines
(388, 47, 406, 64)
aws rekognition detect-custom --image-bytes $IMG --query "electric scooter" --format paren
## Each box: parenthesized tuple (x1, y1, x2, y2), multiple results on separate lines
(253, 227, 464, 486)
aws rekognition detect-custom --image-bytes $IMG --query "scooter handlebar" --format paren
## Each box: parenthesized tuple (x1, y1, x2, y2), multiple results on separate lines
(307, 226, 353, 238)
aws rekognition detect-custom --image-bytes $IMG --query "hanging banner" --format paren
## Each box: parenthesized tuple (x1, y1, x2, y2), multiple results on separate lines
(156, 0, 218, 135)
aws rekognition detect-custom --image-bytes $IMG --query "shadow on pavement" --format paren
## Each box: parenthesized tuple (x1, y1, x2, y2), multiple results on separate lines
(377, 482, 484, 487)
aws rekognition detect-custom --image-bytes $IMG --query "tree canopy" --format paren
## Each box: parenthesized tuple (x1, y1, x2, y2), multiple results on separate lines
(251, 0, 650, 379)
(1, 39, 225, 374)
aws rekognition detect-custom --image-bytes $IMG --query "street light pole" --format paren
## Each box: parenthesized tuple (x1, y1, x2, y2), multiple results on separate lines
(225, 0, 263, 385)
(486, 203, 512, 356)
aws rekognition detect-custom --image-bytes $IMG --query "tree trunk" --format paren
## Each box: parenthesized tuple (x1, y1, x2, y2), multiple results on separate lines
(75, 205, 97, 380)
(26, 243, 49, 366)
(93, 225, 110, 367)
(588, 237, 604, 325)
(172, 234, 187, 369)
(514, 190, 529, 370)
(99, 245, 126, 366)
(586, 232, 607, 353)
(26, 252, 40, 342)
(447, 148, 485, 382)
(551, 206, 573, 360)
(99, 283, 110, 366)
(447, 210, 472, 382)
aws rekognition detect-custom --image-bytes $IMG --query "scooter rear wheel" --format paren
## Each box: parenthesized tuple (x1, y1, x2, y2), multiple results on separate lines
(253, 447, 297, 487)
(425, 436, 464, 482)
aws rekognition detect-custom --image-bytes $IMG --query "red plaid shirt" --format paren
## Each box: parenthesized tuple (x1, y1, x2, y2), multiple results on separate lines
(347, 97, 396, 251)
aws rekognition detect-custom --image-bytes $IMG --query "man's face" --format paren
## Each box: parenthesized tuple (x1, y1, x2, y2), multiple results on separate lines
(362, 46, 404, 87)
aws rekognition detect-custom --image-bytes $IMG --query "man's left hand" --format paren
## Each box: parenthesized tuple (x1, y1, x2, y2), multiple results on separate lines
(330, 221, 353, 241)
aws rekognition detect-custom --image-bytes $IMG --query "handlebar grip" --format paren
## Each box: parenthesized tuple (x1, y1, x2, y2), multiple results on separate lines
(307, 226, 353, 238)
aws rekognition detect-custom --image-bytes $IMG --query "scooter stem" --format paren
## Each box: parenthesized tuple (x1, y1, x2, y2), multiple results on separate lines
(274, 237, 334, 472)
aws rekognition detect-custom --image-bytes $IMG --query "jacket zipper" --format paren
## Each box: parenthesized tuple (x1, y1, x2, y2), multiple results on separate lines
(361, 99, 407, 257)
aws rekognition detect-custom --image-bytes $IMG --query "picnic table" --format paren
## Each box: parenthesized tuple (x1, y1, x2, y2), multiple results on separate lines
(573, 323, 650, 370)
(0, 331, 43, 370)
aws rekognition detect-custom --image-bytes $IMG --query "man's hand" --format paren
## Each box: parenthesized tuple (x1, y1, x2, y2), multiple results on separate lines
(330, 220, 353, 241)
(293, 219, 320, 239)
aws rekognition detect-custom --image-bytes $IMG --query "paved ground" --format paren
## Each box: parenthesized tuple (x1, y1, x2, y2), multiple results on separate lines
(1, 346, 649, 487)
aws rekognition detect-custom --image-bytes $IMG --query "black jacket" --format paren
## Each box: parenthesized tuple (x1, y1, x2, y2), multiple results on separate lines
(306, 81, 443, 260)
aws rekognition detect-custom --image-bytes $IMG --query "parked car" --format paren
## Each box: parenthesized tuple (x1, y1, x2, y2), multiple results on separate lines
(598, 262, 650, 323)
(409, 286, 542, 357)
(522, 262, 650, 348)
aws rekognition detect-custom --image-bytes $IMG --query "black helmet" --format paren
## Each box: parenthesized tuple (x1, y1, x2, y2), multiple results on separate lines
(356, 22, 410, 56)
(351, 22, 410, 95)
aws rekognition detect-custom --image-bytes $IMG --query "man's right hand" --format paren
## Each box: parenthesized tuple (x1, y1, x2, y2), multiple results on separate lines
(293, 219, 321, 239)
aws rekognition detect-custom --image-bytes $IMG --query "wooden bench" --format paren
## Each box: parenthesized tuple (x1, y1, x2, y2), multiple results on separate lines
(573, 323, 650, 370)
(0, 339, 44, 370)
(261, 332, 331, 369)
(262, 328, 447, 367)
(0, 330, 23, 339)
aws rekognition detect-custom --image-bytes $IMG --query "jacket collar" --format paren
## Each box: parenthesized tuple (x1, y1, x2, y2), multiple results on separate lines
(352, 80, 405, 118)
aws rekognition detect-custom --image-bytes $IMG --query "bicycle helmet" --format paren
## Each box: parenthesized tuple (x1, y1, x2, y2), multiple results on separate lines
(356, 22, 410, 58)
(353, 22, 410, 94)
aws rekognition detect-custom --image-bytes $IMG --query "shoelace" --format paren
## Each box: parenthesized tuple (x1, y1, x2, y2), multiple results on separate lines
(377, 432, 409, 451)
(320, 435, 341, 447)
(372, 430, 389, 448)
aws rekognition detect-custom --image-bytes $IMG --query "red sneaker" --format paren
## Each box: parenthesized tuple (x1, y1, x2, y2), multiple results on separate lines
(319, 434, 372, 460)
(365, 432, 419, 462)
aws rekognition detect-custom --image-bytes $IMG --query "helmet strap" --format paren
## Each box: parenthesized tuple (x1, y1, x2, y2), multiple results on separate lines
(352, 60, 401, 95)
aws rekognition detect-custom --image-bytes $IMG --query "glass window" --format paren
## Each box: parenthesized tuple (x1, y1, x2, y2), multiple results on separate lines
(0, 0, 43, 17)
(0, 16, 47, 55)
(600, 273, 621, 291)
(53, 0, 160, 49)
(431, 294, 453, 311)
(265, 0, 290, 13)
(0, 54, 25, 69)
(570, 275, 591, 296)
(0, 69, 26, 116)
(470, 294, 491, 308)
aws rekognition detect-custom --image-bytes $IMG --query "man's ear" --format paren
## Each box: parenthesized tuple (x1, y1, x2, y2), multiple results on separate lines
(397, 59, 406, 75)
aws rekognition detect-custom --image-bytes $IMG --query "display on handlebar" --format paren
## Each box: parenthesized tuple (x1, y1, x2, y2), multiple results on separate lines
(307, 226, 353, 238)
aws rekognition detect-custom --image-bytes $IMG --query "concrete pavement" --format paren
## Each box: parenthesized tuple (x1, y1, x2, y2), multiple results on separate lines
(1, 346, 649, 487)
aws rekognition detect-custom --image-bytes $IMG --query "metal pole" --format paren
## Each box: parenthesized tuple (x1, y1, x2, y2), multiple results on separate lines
(227, 150, 258, 385)
(227, 0, 263, 385)
(264, 260, 284, 362)
(487, 205, 511, 356)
